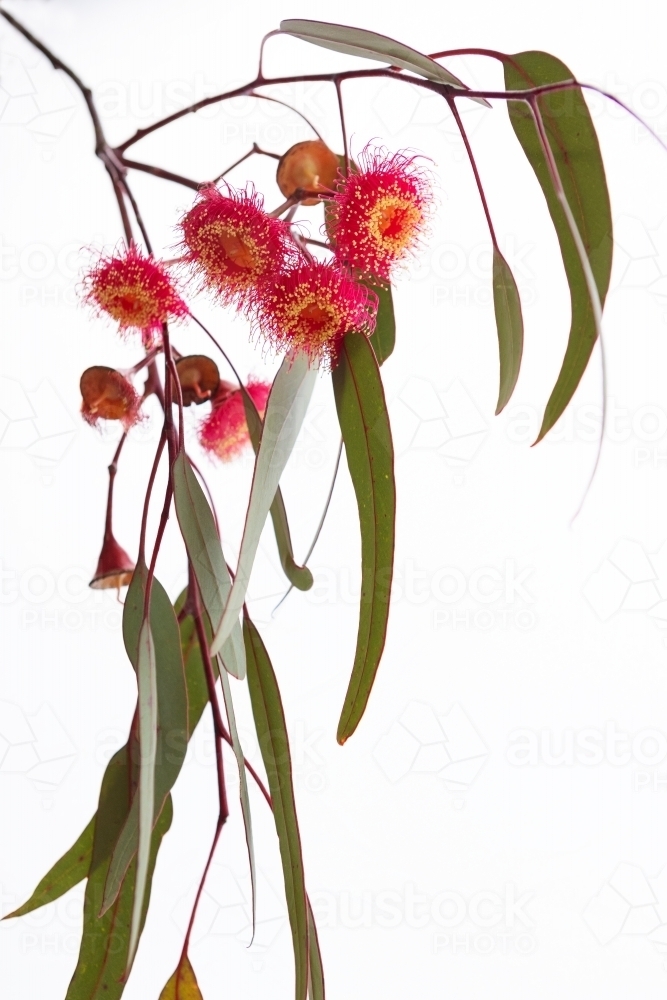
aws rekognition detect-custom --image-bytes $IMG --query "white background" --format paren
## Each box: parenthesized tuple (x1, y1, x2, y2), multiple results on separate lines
(2, 0, 667, 997)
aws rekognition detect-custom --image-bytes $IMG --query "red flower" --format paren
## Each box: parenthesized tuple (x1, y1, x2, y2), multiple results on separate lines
(199, 379, 271, 462)
(250, 261, 377, 367)
(80, 366, 141, 430)
(84, 244, 187, 345)
(329, 146, 432, 281)
(179, 184, 297, 305)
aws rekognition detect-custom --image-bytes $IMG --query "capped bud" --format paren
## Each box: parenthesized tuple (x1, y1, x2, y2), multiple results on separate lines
(199, 379, 271, 462)
(277, 140, 340, 206)
(174, 355, 220, 406)
(89, 532, 135, 591)
(80, 366, 140, 429)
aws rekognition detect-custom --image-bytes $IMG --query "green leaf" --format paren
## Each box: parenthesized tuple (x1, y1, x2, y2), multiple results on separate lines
(211, 351, 318, 657)
(307, 897, 325, 1000)
(127, 616, 159, 969)
(4, 818, 95, 919)
(242, 388, 313, 592)
(102, 569, 188, 915)
(173, 450, 246, 678)
(503, 51, 613, 441)
(367, 280, 396, 366)
(243, 616, 309, 1000)
(332, 333, 396, 743)
(492, 247, 524, 413)
(219, 664, 256, 938)
(159, 955, 203, 999)
(65, 747, 172, 1000)
(280, 19, 490, 107)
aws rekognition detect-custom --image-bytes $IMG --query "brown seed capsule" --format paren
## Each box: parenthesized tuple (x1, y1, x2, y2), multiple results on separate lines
(89, 532, 135, 591)
(174, 354, 221, 406)
(80, 366, 140, 428)
(276, 140, 340, 206)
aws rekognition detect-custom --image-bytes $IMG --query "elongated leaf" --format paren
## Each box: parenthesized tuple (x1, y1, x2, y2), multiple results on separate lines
(493, 247, 524, 413)
(159, 955, 203, 999)
(66, 744, 172, 1000)
(173, 450, 246, 678)
(307, 898, 325, 1000)
(103, 569, 188, 915)
(242, 389, 313, 592)
(503, 51, 612, 441)
(280, 19, 489, 107)
(367, 280, 396, 366)
(211, 351, 318, 657)
(12, 601, 219, 925)
(244, 617, 309, 1000)
(332, 333, 395, 743)
(219, 663, 256, 938)
(127, 617, 159, 970)
(4, 818, 94, 919)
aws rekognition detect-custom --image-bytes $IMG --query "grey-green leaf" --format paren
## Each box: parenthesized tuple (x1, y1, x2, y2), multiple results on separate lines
(242, 387, 313, 592)
(127, 616, 158, 970)
(307, 897, 325, 1000)
(211, 351, 318, 657)
(103, 568, 188, 915)
(4, 818, 95, 919)
(65, 747, 172, 1000)
(493, 247, 524, 413)
(244, 616, 309, 1000)
(332, 333, 396, 743)
(173, 450, 246, 678)
(280, 19, 490, 107)
(503, 51, 613, 441)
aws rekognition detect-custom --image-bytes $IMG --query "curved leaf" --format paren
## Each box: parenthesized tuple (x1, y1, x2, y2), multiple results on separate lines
(173, 450, 246, 678)
(280, 19, 490, 107)
(242, 388, 313, 591)
(503, 51, 612, 441)
(332, 333, 396, 744)
(4, 818, 95, 919)
(307, 898, 325, 1000)
(219, 663, 256, 938)
(244, 616, 309, 1000)
(159, 956, 203, 999)
(65, 746, 172, 1000)
(211, 351, 318, 657)
(103, 569, 188, 915)
(127, 616, 159, 970)
(493, 247, 524, 413)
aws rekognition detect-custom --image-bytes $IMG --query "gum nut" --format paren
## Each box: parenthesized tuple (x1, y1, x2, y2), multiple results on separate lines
(175, 354, 220, 406)
(80, 366, 134, 420)
(276, 140, 340, 206)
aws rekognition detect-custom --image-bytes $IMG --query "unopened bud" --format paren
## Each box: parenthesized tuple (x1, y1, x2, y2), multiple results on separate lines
(277, 140, 340, 206)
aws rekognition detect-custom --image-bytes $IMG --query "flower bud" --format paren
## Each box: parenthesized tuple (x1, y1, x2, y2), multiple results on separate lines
(276, 140, 340, 206)
(89, 532, 135, 591)
(174, 355, 220, 406)
(80, 366, 140, 429)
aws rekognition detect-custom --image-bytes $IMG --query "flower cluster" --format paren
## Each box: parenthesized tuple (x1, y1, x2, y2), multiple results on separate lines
(79, 142, 432, 467)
